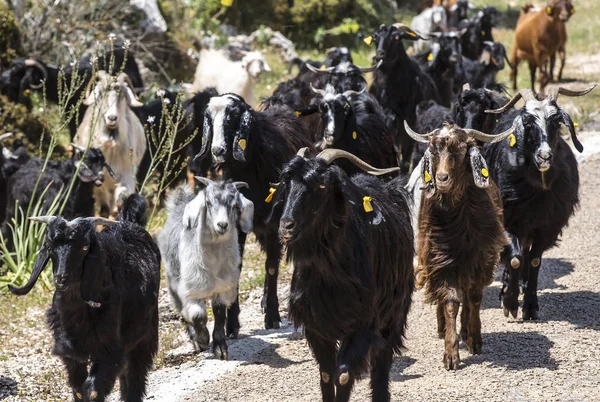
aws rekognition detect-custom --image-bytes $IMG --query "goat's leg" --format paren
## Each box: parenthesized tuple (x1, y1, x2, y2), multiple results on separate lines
(83, 356, 122, 402)
(181, 300, 210, 352)
(528, 61, 537, 94)
(335, 329, 376, 402)
(62, 357, 88, 401)
(399, 137, 414, 174)
(212, 297, 228, 360)
(436, 303, 445, 339)
(510, 51, 519, 91)
(460, 293, 470, 343)
(549, 54, 556, 82)
(227, 232, 246, 338)
(305, 330, 336, 402)
(443, 298, 460, 371)
(500, 233, 522, 318)
(263, 235, 281, 329)
(369, 342, 393, 402)
(557, 47, 566, 81)
(523, 242, 544, 321)
(120, 337, 154, 402)
(466, 288, 483, 355)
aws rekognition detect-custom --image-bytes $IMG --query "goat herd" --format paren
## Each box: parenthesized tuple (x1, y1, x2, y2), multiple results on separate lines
(0, 0, 594, 401)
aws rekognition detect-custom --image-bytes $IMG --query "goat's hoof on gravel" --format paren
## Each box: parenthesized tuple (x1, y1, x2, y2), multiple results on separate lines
(226, 327, 240, 339)
(522, 308, 539, 321)
(443, 349, 461, 371)
(501, 294, 519, 319)
(213, 342, 228, 360)
(264, 319, 281, 330)
(466, 336, 482, 355)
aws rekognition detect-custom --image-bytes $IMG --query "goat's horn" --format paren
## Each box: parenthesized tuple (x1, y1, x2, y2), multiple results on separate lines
(483, 41, 495, 46)
(343, 84, 366, 98)
(29, 216, 58, 225)
(296, 147, 310, 158)
(83, 70, 108, 102)
(0, 132, 14, 141)
(310, 83, 326, 97)
(485, 88, 536, 114)
(70, 143, 86, 152)
(357, 60, 382, 74)
(269, 182, 279, 188)
(316, 148, 400, 176)
(194, 176, 213, 187)
(548, 84, 596, 101)
(404, 121, 437, 143)
(118, 72, 136, 92)
(24, 59, 48, 88)
(232, 181, 249, 189)
(463, 121, 519, 143)
(462, 83, 471, 92)
(306, 63, 334, 75)
(84, 217, 119, 227)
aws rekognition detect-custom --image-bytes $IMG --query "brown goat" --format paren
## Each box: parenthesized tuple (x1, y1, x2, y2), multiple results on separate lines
(405, 121, 515, 371)
(550, 1, 575, 81)
(510, 0, 575, 93)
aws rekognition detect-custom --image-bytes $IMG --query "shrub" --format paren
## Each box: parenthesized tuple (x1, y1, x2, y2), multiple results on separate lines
(0, 2, 22, 69)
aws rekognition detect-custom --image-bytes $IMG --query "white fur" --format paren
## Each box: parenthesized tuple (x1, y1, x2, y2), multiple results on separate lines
(207, 95, 237, 161)
(411, 6, 448, 53)
(191, 49, 271, 106)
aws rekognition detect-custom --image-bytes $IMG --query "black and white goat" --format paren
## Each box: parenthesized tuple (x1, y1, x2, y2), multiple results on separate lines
(9, 194, 160, 402)
(271, 148, 413, 402)
(457, 41, 510, 92)
(159, 178, 253, 359)
(194, 93, 312, 330)
(483, 85, 594, 320)
(75, 71, 146, 216)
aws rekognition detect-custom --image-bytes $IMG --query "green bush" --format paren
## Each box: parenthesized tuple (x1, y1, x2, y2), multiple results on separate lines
(0, 2, 22, 69)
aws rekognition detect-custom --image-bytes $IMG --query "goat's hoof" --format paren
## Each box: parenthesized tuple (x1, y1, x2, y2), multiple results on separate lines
(510, 257, 521, 269)
(466, 336, 482, 355)
(213, 343, 228, 361)
(443, 349, 461, 371)
(460, 329, 468, 343)
(501, 294, 519, 319)
(522, 308, 539, 321)
(226, 327, 240, 339)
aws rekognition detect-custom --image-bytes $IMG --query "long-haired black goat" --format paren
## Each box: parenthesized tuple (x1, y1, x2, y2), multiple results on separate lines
(368, 23, 440, 173)
(460, 7, 498, 59)
(455, 85, 509, 133)
(8, 194, 160, 402)
(406, 121, 515, 370)
(270, 148, 413, 402)
(194, 93, 312, 330)
(456, 41, 509, 93)
(483, 85, 594, 320)
(0, 132, 16, 223)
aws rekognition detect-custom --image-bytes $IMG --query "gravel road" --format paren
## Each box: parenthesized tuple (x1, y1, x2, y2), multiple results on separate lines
(131, 125, 600, 402)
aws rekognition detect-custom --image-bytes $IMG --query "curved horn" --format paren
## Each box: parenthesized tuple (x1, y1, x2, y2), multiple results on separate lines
(232, 181, 249, 189)
(404, 121, 437, 143)
(24, 59, 48, 89)
(548, 84, 596, 101)
(0, 132, 14, 142)
(463, 121, 519, 143)
(485, 88, 536, 114)
(342, 84, 366, 98)
(84, 217, 119, 227)
(118, 72, 144, 107)
(83, 70, 109, 106)
(29, 216, 58, 225)
(296, 147, 310, 158)
(306, 63, 335, 75)
(357, 60, 383, 74)
(316, 148, 400, 176)
(194, 176, 213, 187)
(310, 83, 327, 97)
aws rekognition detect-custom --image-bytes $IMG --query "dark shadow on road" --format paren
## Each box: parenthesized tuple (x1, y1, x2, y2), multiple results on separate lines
(0, 376, 18, 400)
(467, 331, 558, 371)
(390, 356, 421, 382)
(238, 340, 310, 368)
(537, 290, 600, 330)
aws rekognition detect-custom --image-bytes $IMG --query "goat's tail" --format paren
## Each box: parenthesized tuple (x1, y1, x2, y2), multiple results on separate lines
(118, 193, 148, 227)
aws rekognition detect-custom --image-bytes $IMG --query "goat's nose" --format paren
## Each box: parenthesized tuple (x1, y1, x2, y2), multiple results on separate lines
(217, 222, 228, 231)
(376, 50, 385, 58)
(107, 115, 117, 122)
(436, 173, 449, 183)
(280, 219, 296, 231)
(537, 149, 552, 161)
(212, 146, 225, 157)
(55, 275, 67, 285)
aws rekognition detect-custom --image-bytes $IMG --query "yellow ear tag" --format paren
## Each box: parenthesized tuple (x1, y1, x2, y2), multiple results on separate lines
(481, 31, 485, 36)
(574, 122, 579, 128)
(221, 0, 233, 6)
(238, 139, 247, 150)
(424, 170, 432, 183)
(363, 35, 373, 46)
(509, 133, 516, 147)
(352, 131, 357, 140)
(546, 7, 553, 15)
(481, 168, 489, 178)
(407, 31, 417, 37)
(265, 187, 276, 203)
(320, 64, 326, 70)
(363, 196, 374, 212)
(427, 53, 433, 61)
(295, 111, 301, 117)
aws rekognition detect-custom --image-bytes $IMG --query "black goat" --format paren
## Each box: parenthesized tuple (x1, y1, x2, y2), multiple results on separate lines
(454, 85, 509, 133)
(194, 93, 312, 330)
(9, 194, 160, 402)
(271, 148, 413, 402)
(412, 100, 455, 166)
(368, 23, 440, 173)
(2, 137, 31, 178)
(456, 41, 509, 92)
(305, 61, 381, 93)
(185, 88, 220, 176)
(483, 86, 593, 320)
(291, 46, 354, 88)
(448, 0, 471, 27)
(0, 132, 14, 223)
(460, 7, 498, 59)
(302, 84, 398, 175)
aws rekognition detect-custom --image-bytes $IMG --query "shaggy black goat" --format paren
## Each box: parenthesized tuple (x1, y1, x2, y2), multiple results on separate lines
(301, 84, 397, 175)
(406, 121, 515, 370)
(460, 7, 498, 59)
(305, 61, 381, 93)
(0, 132, 14, 223)
(368, 23, 440, 173)
(2, 137, 31, 178)
(454, 85, 509, 133)
(291, 47, 354, 89)
(9, 194, 160, 402)
(270, 148, 413, 402)
(448, 0, 472, 27)
(194, 93, 312, 330)
(456, 41, 509, 92)
(483, 86, 593, 320)
(412, 100, 455, 166)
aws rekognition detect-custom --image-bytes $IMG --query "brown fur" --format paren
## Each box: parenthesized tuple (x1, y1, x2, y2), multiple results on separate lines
(510, 0, 574, 93)
(416, 128, 507, 370)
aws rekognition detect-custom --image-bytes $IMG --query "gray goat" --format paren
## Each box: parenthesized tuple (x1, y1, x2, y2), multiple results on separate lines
(159, 178, 254, 360)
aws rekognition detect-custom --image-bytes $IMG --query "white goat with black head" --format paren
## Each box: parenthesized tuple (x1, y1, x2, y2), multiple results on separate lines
(159, 178, 254, 360)
(75, 71, 146, 216)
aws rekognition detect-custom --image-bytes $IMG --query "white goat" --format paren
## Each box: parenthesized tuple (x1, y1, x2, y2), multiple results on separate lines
(191, 48, 271, 106)
(75, 71, 146, 216)
(158, 178, 254, 360)
(411, 6, 448, 53)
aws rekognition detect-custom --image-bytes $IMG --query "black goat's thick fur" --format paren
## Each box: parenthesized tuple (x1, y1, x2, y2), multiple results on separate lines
(9, 194, 160, 402)
(455, 88, 509, 133)
(273, 156, 414, 402)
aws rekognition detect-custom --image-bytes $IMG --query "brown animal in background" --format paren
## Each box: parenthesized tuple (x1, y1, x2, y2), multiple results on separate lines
(550, 1, 575, 81)
(406, 121, 516, 370)
(510, 0, 575, 94)
(418, 0, 457, 13)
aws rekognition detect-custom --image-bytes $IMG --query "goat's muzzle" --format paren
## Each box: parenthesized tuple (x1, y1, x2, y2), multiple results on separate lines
(535, 146, 553, 172)
(54, 275, 70, 292)
(279, 219, 297, 243)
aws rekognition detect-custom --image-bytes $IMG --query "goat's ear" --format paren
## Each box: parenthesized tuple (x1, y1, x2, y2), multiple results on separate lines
(183, 192, 205, 229)
(468, 147, 490, 188)
(83, 88, 97, 106)
(420, 148, 436, 197)
(559, 108, 584, 153)
(195, 111, 213, 161)
(80, 240, 104, 308)
(479, 49, 492, 65)
(2, 147, 18, 160)
(237, 193, 254, 234)
(233, 109, 253, 162)
(124, 87, 144, 108)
